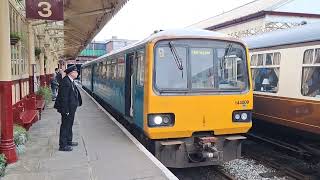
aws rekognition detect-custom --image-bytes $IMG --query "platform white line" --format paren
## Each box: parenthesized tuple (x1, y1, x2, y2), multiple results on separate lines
(79, 85, 179, 180)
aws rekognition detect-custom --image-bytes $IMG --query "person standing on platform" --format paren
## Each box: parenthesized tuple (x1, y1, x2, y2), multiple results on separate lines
(50, 68, 60, 101)
(54, 65, 82, 151)
(56, 68, 63, 85)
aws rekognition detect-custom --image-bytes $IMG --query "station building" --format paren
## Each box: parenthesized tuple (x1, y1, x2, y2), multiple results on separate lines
(189, 0, 320, 38)
(0, 0, 128, 163)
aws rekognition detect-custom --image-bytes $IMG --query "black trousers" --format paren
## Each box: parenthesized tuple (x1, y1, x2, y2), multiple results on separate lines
(59, 108, 76, 147)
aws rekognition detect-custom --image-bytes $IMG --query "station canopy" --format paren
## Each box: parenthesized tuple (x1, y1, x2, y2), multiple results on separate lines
(63, 0, 128, 59)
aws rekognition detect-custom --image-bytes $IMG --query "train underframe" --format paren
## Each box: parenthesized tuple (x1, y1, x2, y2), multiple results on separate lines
(152, 133, 246, 168)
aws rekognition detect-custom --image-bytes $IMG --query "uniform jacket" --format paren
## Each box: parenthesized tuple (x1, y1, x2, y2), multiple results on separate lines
(54, 76, 82, 114)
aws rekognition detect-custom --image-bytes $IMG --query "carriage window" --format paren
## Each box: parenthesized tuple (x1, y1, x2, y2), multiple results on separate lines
(301, 49, 320, 98)
(99, 62, 103, 78)
(266, 53, 273, 65)
(273, 52, 281, 65)
(118, 56, 125, 80)
(251, 52, 281, 93)
(113, 60, 118, 79)
(257, 54, 264, 66)
(136, 52, 145, 86)
(109, 60, 116, 80)
(251, 55, 258, 66)
(102, 62, 107, 79)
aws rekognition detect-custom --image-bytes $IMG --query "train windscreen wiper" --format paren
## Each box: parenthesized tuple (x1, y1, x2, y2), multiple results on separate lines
(168, 41, 184, 77)
(224, 43, 233, 58)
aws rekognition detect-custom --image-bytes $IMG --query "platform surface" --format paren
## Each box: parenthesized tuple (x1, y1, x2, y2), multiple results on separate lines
(3, 88, 176, 180)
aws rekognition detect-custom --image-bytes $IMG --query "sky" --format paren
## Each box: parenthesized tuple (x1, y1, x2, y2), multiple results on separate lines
(93, 0, 254, 41)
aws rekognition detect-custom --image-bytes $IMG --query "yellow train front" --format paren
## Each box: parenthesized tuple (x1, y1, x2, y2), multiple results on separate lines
(82, 29, 253, 168)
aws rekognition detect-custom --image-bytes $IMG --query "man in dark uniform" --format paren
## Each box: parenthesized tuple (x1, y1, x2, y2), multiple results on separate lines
(54, 65, 82, 151)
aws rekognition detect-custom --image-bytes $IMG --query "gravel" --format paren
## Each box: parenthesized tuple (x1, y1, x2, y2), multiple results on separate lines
(223, 158, 287, 180)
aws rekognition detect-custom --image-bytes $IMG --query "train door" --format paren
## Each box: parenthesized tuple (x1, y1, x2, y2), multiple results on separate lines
(125, 53, 135, 118)
(132, 50, 145, 129)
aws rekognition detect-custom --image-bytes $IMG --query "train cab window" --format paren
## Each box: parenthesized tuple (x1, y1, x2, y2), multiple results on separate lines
(136, 52, 145, 86)
(155, 46, 188, 89)
(154, 40, 250, 92)
(301, 49, 320, 97)
(251, 52, 281, 93)
(190, 48, 215, 89)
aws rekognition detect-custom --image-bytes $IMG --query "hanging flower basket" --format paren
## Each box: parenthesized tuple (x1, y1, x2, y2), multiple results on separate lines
(35, 47, 42, 57)
(10, 37, 20, 45)
(10, 32, 21, 46)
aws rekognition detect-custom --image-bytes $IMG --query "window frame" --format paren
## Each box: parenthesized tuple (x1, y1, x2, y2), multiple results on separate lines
(301, 48, 320, 97)
(251, 52, 281, 93)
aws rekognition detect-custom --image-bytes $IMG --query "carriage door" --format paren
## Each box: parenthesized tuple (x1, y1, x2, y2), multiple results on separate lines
(125, 53, 135, 117)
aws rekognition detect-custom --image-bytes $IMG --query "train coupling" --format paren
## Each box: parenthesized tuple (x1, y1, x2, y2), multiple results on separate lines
(195, 137, 222, 160)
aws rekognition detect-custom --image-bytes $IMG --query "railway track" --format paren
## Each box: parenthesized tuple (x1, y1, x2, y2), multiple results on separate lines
(214, 167, 236, 180)
(170, 166, 236, 180)
(244, 134, 320, 180)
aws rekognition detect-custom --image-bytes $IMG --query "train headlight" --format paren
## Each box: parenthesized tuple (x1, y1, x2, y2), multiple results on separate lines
(232, 111, 251, 122)
(148, 113, 175, 127)
(154, 116, 163, 125)
(235, 114, 241, 120)
(241, 113, 248, 120)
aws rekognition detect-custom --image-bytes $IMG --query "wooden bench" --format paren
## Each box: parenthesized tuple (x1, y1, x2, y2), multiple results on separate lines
(35, 94, 45, 112)
(13, 100, 39, 130)
(27, 94, 45, 120)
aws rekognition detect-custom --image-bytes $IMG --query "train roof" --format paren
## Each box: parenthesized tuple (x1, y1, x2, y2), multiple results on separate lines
(82, 29, 242, 67)
(242, 22, 320, 50)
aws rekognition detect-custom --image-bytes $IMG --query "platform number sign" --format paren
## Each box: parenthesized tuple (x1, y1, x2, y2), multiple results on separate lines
(26, 0, 64, 21)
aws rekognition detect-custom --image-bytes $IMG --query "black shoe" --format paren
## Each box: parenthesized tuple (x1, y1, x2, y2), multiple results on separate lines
(67, 142, 78, 146)
(59, 146, 73, 151)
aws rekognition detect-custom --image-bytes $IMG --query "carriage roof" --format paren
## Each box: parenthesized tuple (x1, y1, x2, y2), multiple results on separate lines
(82, 29, 239, 67)
(243, 22, 320, 50)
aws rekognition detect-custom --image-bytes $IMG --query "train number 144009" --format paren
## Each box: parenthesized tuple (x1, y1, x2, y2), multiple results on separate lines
(235, 100, 249, 105)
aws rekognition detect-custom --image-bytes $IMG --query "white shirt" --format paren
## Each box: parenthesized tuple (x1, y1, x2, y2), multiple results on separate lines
(68, 75, 74, 82)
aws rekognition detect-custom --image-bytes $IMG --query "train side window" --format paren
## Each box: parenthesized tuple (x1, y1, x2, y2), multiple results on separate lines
(250, 55, 258, 66)
(251, 52, 281, 93)
(315, 49, 320, 64)
(99, 62, 103, 78)
(104, 62, 109, 79)
(303, 49, 314, 64)
(266, 53, 273, 65)
(136, 52, 145, 86)
(102, 62, 107, 79)
(273, 52, 281, 65)
(113, 59, 118, 80)
(257, 54, 264, 66)
(107, 60, 111, 79)
(109, 60, 115, 80)
(301, 49, 320, 97)
(118, 56, 125, 80)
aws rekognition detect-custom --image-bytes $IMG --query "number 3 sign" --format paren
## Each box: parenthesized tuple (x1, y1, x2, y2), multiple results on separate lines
(26, 0, 63, 21)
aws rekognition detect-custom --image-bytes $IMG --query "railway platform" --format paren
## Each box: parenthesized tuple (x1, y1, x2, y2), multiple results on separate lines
(3, 87, 177, 180)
